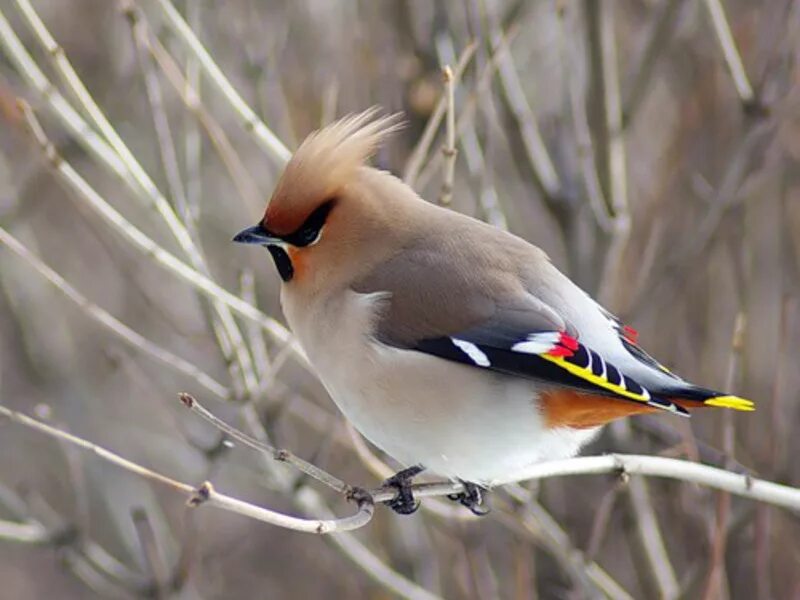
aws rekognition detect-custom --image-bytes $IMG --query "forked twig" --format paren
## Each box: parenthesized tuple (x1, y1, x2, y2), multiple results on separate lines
(0, 402, 373, 534)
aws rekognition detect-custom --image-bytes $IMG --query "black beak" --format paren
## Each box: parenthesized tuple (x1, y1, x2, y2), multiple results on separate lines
(232, 224, 281, 246)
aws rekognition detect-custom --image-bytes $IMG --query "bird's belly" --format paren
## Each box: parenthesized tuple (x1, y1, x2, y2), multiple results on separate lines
(312, 340, 598, 485)
(284, 289, 598, 484)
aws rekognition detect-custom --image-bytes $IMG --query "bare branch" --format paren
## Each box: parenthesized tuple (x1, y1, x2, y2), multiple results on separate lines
(415, 28, 519, 191)
(628, 478, 679, 599)
(149, 0, 291, 163)
(4, 3, 259, 395)
(0, 226, 230, 400)
(703, 0, 757, 109)
(501, 484, 634, 599)
(596, 0, 632, 307)
(16, 101, 301, 357)
(130, 509, 171, 596)
(494, 28, 562, 200)
(179, 393, 352, 496)
(404, 42, 476, 186)
(0, 519, 49, 544)
(563, 5, 612, 233)
(438, 65, 456, 206)
(622, 0, 687, 128)
(509, 455, 800, 511)
(0, 402, 373, 534)
(124, 3, 263, 216)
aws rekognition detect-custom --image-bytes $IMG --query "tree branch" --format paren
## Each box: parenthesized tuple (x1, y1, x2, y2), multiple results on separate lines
(0, 402, 373, 534)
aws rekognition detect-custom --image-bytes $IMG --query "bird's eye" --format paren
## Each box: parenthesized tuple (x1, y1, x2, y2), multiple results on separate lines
(298, 224, 322, 245)
(287, 199, 336, 247)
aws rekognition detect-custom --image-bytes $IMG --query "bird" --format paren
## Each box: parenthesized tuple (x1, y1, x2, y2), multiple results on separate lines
(233, 108, 754, 515)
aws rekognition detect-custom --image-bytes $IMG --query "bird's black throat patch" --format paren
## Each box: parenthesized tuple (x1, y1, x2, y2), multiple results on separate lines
(267, 246, 294, 282)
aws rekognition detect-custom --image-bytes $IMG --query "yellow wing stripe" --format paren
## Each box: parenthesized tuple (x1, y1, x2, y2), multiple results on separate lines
(540, 353, 650, 403)
(704, 395, 755, 411)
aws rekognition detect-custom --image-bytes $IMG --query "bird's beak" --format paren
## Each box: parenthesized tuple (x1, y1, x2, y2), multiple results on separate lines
(232, 224, 282, 246)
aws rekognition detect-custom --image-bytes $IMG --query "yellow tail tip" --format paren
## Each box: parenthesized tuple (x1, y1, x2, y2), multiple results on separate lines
(704, 395, 755, 411)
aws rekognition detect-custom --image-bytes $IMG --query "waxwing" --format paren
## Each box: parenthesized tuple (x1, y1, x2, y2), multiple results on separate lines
(234, 109, 753, 515)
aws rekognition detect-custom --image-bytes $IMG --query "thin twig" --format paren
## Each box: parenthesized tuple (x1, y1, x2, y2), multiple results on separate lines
(205, 395, 444, 600)
(125, 3, 263, 216)
(240, 269, 271, 383)
(438, 65, 456, 206)
(0, 402, 373, 534)
(131, 509, 171, 597)
(435, 31, 508, 229)
(493, 27, 562, 200)
(501, 485, 633, 599)
(0, 226, 230, 400)
(415, 27, 519, 191)
(507, 455, 800, 511)
(150, 0, 291, 163)
(597, 0, 632, 307)
(181, 395, 800, 514)
(5, 3, 258, 396)
(128, 9, 194, 237)
(703, 312, 745, 600)
(621, 0, 687, 128)
(16, 100, 300, 355)
(179, 393, 351, 496)
(703, 0, 757, 109)
(0, 519, 49, 543)
(564, 4, 613, 233)
(403, 42, 476, 186)
(627, 478, 679, 599)
(182, 0, 202, 223)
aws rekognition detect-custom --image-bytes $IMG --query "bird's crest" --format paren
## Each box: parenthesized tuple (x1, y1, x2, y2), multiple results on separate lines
(265, 108, 403, 234)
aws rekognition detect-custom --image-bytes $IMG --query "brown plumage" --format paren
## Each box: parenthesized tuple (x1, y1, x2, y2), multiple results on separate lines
(540, 390, 658, 429)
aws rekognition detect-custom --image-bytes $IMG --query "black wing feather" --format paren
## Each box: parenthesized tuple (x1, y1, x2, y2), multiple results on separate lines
(414, 334, 690, 417)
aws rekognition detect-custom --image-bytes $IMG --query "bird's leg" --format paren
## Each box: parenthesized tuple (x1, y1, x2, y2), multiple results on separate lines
(381, 465, 425, 515)
(448, 480, 490, 516)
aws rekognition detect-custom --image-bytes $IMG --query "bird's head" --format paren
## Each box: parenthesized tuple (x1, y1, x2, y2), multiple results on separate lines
(233, 109, 405, 285)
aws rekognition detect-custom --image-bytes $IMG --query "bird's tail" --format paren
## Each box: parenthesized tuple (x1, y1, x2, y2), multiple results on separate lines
(665, 385, 755, 412)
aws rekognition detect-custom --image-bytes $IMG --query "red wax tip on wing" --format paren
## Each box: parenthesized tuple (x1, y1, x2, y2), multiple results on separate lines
(547, 345, 574, 357)
(559, 332, 580, 351)
(622, 325, 639, 343)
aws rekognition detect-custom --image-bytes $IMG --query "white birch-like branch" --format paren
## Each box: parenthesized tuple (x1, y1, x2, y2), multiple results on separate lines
(703, 0, 756, 107)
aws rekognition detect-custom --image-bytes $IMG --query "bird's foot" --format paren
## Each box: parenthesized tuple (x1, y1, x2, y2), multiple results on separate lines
(448, 481, 490, 516)
(381, 465, 425, 515)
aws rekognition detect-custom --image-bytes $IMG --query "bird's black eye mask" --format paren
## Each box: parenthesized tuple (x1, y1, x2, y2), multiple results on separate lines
(278, 199, 336, 248)
(234, 199, 336, 283)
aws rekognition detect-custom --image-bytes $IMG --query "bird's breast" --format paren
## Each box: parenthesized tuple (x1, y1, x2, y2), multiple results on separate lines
(280, 289, 600, 484)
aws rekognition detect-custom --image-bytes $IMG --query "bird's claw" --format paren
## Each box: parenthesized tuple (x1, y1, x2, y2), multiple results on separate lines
(382, 465, 424, 515)
(448, 481, 490, 516)
(346, 485, 373, 507)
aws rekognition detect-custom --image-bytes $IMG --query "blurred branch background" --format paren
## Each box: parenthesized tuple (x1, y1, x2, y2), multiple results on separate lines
(0, 0, 798, 598)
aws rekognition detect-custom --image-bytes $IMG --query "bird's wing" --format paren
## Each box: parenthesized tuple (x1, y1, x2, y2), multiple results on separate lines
(353, 240, 692, 416)
(415, 328, 691, 415)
